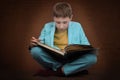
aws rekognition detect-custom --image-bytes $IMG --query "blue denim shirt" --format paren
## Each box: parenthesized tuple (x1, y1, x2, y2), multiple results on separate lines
(39, 21, 90, 49)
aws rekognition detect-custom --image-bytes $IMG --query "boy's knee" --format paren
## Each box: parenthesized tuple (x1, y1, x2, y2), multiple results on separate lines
(30, 47, 43, 57)
(88, 54, 97, 65)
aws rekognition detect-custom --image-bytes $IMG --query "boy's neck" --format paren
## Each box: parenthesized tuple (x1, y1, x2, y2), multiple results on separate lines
(56, 28, 68, 33)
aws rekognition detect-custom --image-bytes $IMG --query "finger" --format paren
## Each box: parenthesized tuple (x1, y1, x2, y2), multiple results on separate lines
(37, 39, 40, 42)
(31, 37, 40, 43)
(31, 37, 38, 41)
(32, 37, 36, 40)
(31, 39, 38, 43)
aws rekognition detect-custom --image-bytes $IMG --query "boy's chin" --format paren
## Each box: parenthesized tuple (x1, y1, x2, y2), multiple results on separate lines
(58, 29, 67, 32)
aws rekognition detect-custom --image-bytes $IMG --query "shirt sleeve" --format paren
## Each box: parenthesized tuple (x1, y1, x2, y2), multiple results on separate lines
(78, 23, 90, 45)
(38, 25, 46, 44)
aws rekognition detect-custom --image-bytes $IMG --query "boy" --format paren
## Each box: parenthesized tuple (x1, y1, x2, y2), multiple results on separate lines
(29, 2, 97, 76)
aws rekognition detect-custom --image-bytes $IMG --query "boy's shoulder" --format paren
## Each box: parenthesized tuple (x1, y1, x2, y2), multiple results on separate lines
(70, 21, 81, 25)
(70, 21, 82, 29)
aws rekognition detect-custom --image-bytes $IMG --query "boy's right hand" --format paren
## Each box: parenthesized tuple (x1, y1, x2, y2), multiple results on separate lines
(29, 37, 40, 49)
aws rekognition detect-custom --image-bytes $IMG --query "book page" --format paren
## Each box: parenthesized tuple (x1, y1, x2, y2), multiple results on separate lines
(36, 42, 65, 56)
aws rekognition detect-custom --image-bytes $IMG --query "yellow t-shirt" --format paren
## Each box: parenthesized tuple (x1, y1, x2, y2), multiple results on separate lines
(54, 30, 68, 50)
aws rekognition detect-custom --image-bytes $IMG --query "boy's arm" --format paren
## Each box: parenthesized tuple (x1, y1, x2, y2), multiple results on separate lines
(78, 23, 90, 45)
(29, 25, 46, 50)
(39, 26, 46, 44)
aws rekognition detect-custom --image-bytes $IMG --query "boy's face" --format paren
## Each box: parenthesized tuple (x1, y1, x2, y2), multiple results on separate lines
(54, 17, 72, 32)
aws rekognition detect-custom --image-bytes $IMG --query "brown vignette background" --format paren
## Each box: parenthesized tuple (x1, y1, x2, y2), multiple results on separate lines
(0, 0, 120, 80)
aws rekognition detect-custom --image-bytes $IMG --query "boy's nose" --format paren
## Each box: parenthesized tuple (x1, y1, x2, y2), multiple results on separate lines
(60, 24, 64, 28)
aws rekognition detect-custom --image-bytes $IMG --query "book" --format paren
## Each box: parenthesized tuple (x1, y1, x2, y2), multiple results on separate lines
(36, 42, 98, 63)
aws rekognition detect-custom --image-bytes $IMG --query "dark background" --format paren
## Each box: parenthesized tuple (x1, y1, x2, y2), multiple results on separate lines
(0, 0, 120, 80)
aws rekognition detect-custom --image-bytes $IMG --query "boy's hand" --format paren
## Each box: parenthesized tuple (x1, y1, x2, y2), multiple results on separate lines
(29, 37, 40, 49)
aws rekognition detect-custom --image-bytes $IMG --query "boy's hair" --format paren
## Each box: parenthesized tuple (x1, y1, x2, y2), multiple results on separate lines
(53, 2, 72, 18)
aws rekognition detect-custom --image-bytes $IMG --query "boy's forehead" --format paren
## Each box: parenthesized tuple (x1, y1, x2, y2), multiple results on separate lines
(54, 17, 70, 21)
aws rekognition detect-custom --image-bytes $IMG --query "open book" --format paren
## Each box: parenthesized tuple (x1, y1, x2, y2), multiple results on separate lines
(36, 42, 98, 63)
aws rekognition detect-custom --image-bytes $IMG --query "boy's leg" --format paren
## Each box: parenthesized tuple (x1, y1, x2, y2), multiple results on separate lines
(30, 46, 62, 71)
(62, 53, 97, 76)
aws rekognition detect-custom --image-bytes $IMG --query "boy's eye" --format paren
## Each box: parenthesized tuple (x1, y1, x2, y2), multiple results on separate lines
(63, 21, 67, 24)
(56, 22, 61, 24)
